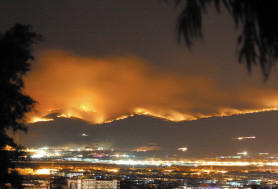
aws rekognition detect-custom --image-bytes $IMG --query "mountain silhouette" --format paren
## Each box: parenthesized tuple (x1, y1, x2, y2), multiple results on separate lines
(15, 111, 278, 158)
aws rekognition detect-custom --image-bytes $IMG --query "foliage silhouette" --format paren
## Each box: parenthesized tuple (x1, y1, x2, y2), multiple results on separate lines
(0, 23, 41, 188)
(168, 0, 278, 79)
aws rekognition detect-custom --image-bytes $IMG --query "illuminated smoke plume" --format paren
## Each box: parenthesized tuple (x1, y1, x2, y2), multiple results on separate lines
(24, 50, 278, 124)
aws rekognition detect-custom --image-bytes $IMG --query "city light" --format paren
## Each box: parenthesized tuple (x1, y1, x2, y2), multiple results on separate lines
(178, 147, 188, 152)
(232, 136, 256, 140)
(237, 152, 248, 156)
(35, 169, 57, 175)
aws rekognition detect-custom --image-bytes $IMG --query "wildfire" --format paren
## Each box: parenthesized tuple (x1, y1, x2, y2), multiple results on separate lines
(24, 50, 278, 125)
(79, 105, 92, 112)
(31, 117, 54, 123)
(29, 108, 278, 124)
(57, 113, 72, 118)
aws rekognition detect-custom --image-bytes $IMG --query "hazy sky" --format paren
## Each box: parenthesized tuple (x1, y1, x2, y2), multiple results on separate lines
(1, 0, 278, 124)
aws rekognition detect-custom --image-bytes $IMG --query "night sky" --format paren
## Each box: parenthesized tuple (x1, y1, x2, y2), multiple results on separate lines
(2, 1, 278, 156)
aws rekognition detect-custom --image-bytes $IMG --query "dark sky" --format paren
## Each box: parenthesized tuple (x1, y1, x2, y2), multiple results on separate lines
(1, 1, 278, 131)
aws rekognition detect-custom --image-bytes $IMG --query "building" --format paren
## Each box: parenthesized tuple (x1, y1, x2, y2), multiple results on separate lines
(68, 179, 119, 189)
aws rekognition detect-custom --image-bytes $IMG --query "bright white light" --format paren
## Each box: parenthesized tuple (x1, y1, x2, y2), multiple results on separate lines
(237, 152, 248, 155)
(31, 150, 47, 158)
(233, 136, 256, 140)
(178, 147, 187, 152)
(35, 169, 56, 175)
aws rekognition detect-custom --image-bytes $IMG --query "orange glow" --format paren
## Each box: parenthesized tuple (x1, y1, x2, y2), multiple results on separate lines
(133, 145, 161, 152)
(106, 168, 119, 173)
(24, 50, 278, 124)
(3, 145, 15, 151)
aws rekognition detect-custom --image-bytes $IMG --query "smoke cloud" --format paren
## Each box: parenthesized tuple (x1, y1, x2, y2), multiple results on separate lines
(24, 50, 278, 124)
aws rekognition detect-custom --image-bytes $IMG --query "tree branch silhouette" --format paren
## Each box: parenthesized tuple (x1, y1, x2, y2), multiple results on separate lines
(0, 23, 41, 188)
(168, 0, 278, 80)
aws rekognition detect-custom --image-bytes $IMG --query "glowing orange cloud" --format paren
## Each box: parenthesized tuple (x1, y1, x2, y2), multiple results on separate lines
(24, 50, 278, 124)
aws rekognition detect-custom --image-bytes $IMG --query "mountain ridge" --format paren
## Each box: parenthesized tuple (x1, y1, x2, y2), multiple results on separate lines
(16, 110, 278, 158)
